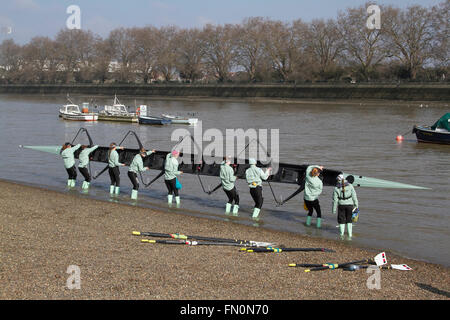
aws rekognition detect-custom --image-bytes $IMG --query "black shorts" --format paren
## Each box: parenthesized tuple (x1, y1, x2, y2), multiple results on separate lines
(304, 199, 321, 218)
(337, 205, 354, 224)
(128, 171, 139, 190)
(223, 187, 239, 205)
(165, 178, 179, 196)
(249, 186, 263, 209)
(78, 167, 91, 182)
(108, 167, 121, 186)
(66, 166, 77, 179)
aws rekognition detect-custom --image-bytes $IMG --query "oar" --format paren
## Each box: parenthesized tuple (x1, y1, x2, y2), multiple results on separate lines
(297, 252, 387, 272)
(132, 231, 275, 247)
(207, 182, 223, 195)
(141, 239, 260, 247)
(241, 247, 335, 253)
(143, 169, 165, 187)
(141, 239, 187, 245)
(303, 259, 371, 272)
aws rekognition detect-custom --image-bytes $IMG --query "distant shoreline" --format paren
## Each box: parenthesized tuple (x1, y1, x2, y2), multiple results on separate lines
(1, 83, 449, 102)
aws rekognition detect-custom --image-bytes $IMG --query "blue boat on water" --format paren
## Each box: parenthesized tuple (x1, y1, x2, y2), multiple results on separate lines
(412, 113, 450, 145)
(137, 105, 172, 125)
(138, 115, 172, 125)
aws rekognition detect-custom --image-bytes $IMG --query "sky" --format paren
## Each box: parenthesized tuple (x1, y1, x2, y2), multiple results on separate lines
(0, 0, 444, 44)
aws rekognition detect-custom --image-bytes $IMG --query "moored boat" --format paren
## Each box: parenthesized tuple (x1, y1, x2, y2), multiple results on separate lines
(59, 103, 98, 122)
(98, 95, 138, 123)
(138, 105, 171, 125)
(412, 113, 450, 144)
(139, 115, 172, 125)
(161, 114, 198, 125)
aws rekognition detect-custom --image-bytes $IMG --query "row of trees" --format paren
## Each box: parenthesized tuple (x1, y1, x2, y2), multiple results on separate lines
(0, 1, 448, 84)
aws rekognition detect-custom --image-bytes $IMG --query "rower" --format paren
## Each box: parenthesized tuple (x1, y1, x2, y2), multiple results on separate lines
(245, 158, 272, 220)
(108, 143, 126, 195)
(332, 174, 359, 240)
(304, 165, 324, 228)
(78, 145, 98, 190)
(128, 148, 155, 200)
(219, 156, 239, 216)
(61, 142, 81, 188)
(164, 150, 183, 206)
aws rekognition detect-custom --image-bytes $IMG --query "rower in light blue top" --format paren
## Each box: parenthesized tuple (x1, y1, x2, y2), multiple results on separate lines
(128, 148, 155, 200)
(61, 143, 81, 187)
(245, 158, 272, 220)
(78, 145, 98, 190)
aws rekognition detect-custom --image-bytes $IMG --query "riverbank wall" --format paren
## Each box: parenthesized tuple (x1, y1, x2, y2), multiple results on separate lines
(1, 83, 449, 101)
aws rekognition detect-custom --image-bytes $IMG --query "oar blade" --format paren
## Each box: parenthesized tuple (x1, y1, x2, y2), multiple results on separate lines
(21, 145, 62, 155)
(343, 173, 430, 190)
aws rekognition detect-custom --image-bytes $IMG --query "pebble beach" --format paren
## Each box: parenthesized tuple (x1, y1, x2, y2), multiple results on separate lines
(1, 179, 449, 300)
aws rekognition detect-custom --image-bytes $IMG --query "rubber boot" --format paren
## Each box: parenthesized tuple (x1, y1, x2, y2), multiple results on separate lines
(306, 215, 312, 226)
(225, 203, 232, 215)
(82, 181, 90, 190)
(232, 205, 239, 216)
(175, 196, 180, 207)
(339, 224, 346, 239)
(347, 223, 353, 239)
(316, 218, 322, 229)
(252, 208, 261, 220)
(67, 179, 72, 187)
(70, 179, 76, 187)
(131, 190, 138, 200)
(114, 186, 120, 195)
(167, 194, 173, 204)
(110, 185, 115, 195)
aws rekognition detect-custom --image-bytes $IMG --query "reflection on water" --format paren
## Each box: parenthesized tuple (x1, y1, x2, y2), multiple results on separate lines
(0, 94, 449, 266)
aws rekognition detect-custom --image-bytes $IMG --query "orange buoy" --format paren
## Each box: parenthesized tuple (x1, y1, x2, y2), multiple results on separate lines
(396, 135, 404, 141)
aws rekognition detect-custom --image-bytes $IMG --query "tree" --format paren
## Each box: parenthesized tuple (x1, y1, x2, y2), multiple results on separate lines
(235, 17, 267, 82)
(201, 24, 238, 82)
(131, 26, 158, 83)
(154, 26, 179, 82)
(430, 0, 449, 73)
(336, 4, 390, 81)
(175, 28, 205, 82)
(0, 39, 23, 83)
(383, 5, 435, 80)
(305, 18, 343, 80)
(91, 39, 113, 83)
(107, 28, 137, 83)
(22, 37, 60, 83)
(261, 20, 301, 82)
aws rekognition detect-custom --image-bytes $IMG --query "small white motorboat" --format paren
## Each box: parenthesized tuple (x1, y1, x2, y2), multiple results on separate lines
(98, 95, 138, 122)
(161, 113, 198, 125)
(59, 103, 98, 121)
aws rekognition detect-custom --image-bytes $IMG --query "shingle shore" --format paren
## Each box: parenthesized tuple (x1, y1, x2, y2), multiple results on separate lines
(0, 180, 448, 300)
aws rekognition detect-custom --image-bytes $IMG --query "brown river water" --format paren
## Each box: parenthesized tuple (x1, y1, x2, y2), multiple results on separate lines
(0, 94, 449, 266)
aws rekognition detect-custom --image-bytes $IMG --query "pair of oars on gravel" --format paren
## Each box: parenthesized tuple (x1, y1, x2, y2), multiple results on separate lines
(133, 231, 335, 252)
(289, 252, 397, 272)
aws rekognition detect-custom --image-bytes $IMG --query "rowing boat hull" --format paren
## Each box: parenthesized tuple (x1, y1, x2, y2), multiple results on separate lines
(97, 114, 138, 123)
(139, 116, 172, 125)
(60, 112, 98, 121)
(56, 146, 425, 189)
(412, 126, 450, 144)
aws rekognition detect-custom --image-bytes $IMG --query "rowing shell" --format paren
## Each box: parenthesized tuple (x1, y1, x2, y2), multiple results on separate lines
(20, 128, 430, 206)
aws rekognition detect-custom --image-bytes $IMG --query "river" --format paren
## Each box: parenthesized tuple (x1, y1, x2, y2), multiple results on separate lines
(0, 94, 449, 266)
